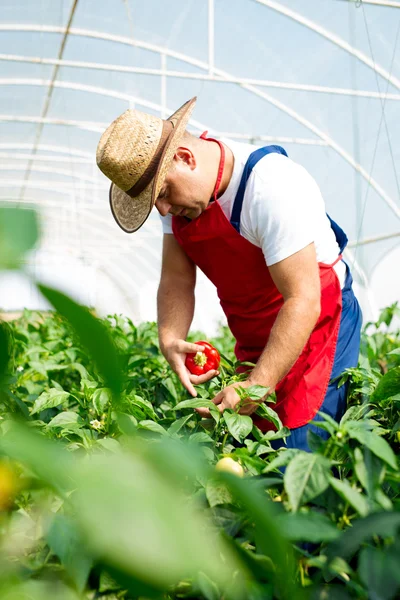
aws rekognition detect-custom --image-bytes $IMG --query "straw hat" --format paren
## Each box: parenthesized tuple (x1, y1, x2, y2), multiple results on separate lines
(96, 97, 197, 233)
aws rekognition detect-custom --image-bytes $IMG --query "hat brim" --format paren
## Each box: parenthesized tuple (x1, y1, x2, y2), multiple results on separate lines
(109, 97, 197, 233)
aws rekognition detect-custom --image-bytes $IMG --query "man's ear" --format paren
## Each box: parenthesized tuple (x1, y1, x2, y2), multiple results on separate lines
(174, 147, 196, 170)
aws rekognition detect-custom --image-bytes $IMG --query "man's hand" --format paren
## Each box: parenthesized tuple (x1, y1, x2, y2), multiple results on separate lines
(195, 380, 267, 418)
(162, 339, 219, 397)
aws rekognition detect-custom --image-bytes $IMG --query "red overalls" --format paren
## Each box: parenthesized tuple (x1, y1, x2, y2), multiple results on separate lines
(172, 137, 344, 431)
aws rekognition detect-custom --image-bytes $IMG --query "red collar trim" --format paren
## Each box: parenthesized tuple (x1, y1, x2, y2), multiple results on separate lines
(200, 130, 225, 202)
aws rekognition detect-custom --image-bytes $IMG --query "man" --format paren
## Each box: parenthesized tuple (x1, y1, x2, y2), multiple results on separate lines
(96, 96, 362, 451)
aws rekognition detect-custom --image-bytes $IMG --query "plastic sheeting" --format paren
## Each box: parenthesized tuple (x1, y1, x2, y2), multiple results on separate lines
(0, 0, 399, 332)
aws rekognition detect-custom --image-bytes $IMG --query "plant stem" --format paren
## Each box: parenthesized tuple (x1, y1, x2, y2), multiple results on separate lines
(221, 431, 229, 454)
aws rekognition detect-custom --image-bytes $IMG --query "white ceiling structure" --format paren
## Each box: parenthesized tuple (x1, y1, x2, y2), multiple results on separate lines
(0, 0, 399, 333)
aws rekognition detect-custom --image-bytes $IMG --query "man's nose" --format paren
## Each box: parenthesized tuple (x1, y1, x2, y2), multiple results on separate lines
(155, 198, 172, 217)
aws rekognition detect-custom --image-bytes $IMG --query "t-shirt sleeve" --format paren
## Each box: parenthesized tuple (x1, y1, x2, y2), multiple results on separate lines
(241, 154, 324, 266)
(159, 213, 173, 234)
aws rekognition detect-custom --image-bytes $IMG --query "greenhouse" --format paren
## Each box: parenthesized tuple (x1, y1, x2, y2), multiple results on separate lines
(0, 1, 400, 599)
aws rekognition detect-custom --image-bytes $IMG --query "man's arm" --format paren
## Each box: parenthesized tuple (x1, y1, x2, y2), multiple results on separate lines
(157, 234, 218, 396)
(157, 233, 196, 349)
(248, 242, 321, 389)
(196, 242, 321, 416)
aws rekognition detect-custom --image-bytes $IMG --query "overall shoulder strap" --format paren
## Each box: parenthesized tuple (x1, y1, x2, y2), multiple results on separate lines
(230, 145, 288, 233)
(326, 214, 348, 254)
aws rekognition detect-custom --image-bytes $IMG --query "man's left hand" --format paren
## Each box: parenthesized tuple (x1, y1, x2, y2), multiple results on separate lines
(195, 380, 265, 418)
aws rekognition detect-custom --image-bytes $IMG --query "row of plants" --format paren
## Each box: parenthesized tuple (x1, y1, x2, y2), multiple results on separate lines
(0, 205, 400, 599)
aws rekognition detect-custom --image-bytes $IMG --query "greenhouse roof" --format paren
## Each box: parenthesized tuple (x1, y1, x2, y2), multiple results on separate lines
(1, 0, 399, 331)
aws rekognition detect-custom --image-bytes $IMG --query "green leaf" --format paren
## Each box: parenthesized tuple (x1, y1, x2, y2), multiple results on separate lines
(346, 424, 398, 470)
(255, 403, 283, 430)
(174, 398, 216, 411)
(46, 514, 93, 593)
(0, 321, 12, 381)
(189, 432, 214, 444)
(31, 388, 70, 415)
(70, 362, 91, 380)
(161, 377, 178, 401)
(128, 394, 158, 421)
(372, 366, 400, 402)
(47, 411, 84, 430)
(206, 479, 234, 507)
(284, 452, 331, 511)
(37, 285, 123, 396)
(387, 348, 400, 357)
(138, 420, 168, 436)
(96, 438, 121, 453)
(0, 205, 39, 269)
(92, 388, 112, 414)
(168, 414, 194, 435)
(197, 572, 220, 600)
(340, 404, 370, 425)
(277, 511, 341, 543)
(223, 410, 253, 443)
(29, 361, 68, 376)
(81, 378, 98, 391)
(353, 446, 386, 499)
(229, 538, 275, 582)
(116, 413, 138, 436)
(328, 477, 369, 517)
(99, 570, 120, 593)
(263, 449, 297, 473)
(261, 426, 290, 442)
(243, 385, 270, 402)
(312, 411, 339, 435)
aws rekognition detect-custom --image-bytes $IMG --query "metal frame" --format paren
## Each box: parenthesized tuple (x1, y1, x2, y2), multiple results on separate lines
(0, 4, 399, 310)
(0, 143, 93, 158)
(1, 21, 398, 89)
(255, 0, 400, 90)
(348, 231, 400, 247)
(0, 79, 327, 146)
(338, 0, 400, 8)
(0, 163, 106, 184)
(0, 26, 398, 221)
(0, 113, 325, 147)
(0, 152, 93, 164)
(2, 53, 400, 100)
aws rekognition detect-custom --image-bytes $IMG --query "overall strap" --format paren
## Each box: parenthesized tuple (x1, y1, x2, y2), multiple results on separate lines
(230, 145, 288, 233)
(326, 214, 348, 254)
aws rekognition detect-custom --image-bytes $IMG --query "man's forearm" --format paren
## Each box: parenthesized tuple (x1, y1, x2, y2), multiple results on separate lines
(248, 297, 321, 390)
(157, 279, 195, 353)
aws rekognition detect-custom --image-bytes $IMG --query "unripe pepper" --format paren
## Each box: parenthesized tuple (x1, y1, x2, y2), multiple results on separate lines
(185, 340, 220, 376)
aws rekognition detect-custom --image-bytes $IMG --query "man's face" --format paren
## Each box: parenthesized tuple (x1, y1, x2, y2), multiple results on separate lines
(154, 148, 212, 220)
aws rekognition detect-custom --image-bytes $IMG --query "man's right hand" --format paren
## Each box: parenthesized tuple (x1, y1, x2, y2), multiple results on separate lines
(162, 339, 219, 397)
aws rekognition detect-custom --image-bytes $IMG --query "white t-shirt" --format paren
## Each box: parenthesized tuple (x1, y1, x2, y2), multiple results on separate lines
(160, 138, 346, 288)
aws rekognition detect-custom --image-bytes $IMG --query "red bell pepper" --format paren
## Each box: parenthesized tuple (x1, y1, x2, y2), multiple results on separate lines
(185, 340, 220, 376)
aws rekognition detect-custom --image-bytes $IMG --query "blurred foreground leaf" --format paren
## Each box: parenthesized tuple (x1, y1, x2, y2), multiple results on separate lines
(0, 205, 39, 269)
(38, 285, 122, 396)
(45, 514, 93, 593)
(358, 543, 400, 600)
(220, 472, 301, 600)
(326, 512, 400, 564)
(0, 581, 80, 600)
(0, 422, 250, 598)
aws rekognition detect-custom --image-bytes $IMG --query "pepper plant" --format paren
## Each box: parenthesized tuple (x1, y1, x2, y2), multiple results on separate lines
(1, 204, 400, 599)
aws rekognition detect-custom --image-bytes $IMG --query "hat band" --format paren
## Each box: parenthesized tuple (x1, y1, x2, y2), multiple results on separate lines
(126, 120, 174, 198)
